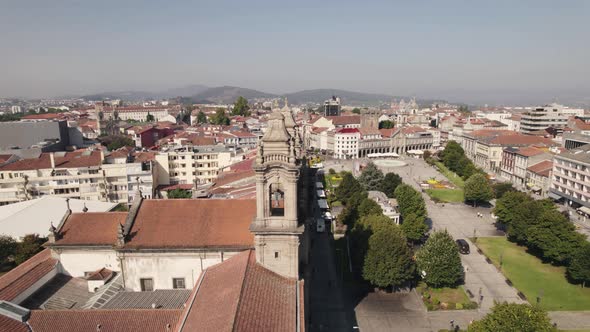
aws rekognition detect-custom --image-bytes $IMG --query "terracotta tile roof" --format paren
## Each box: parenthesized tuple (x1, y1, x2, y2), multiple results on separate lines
(157, 183, 194, 192)
(379, 128, 396, 137)
(489, 134, 555, 146)
(401, 126, 428, 134)
(25, 309, 182, 332)
(212, 169, 255, 188)
(359, 127, 381, 136)
(178, 250, 298, 332)
(514, 146, 545, 157)
(311, 127, 329, 134)
(0, 249, 57, 301)
(124, 199, 255, 249)
(0, 315, 29, 332)
(86, 268, 114, 281)
(134, 151, 156, 162)
(229, 158, 255, 172)
(0, 154, 14, 163)
(54, 212, 127, 246)
(21, 113, 64, 120)
(327, 115, 360, 125)
(335, 128, 360, 134)
(527, 160, 553, 177)
(0, 150, 102, 171)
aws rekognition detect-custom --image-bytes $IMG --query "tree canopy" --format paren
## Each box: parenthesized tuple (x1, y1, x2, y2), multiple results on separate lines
(464, 173, 493, 206)
(0, 235, 17, 265)
(362, 225, 416, 289)
(167, 188, 193, 199)
(210, 108, 230, 125)
(358, 198, 383, 218)
(492, 182, 516, 199)
(400, 212, 428, 245)
(146, 112, 155, 122)
(527, 209, 585, 264)
(416, 230, 463, 287)
(381, 172, 402, 198)
(379, 120, 395, 129)
(14, 234, 47, 265)
(334, 172, 364, 205)
(394, 184, 427, 221)
(358, 162, 384, 191)
(105, 135, 135, 151)
(196, 111, 207, 124)
(468, 303, 556, 332)
(232, 96, 250, 116)
(567, 243, 590, 287)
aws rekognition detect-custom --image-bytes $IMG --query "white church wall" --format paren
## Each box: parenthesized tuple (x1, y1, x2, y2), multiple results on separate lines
(58, 249, 120, 277)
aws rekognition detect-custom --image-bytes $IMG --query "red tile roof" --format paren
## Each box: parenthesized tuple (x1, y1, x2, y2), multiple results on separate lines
(86, 268, 114, 281)
(0, 154, 15, 163)
(527, 160, 553, 177)
(0, 249, 57, 301)
(178, 250, 298, 332)
(229, 157, 255, 172)
(25, 309, 182, 332)
(21, 113, 64, 120)
(336, 128, 360, 134)
(514, 146, 545, 157)
(157, 183, 194, 192)
(0, 150, 102, 171)
(327, 115, 360, 126)
(54, 212, 128, 246)
(124, 199, 256, 249)
(0, 315, 29, 332)
(212, 169, 255, 188)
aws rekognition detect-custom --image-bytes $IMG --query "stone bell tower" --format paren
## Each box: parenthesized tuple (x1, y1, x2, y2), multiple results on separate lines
(250, 109, 304, 279)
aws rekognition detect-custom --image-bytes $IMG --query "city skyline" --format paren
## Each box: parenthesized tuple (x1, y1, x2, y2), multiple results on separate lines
(1, 0, 589, 105)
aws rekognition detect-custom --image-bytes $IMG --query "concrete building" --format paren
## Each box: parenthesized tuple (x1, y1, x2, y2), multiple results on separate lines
(520, 103, 584, 134)
(10, 106, 23, 114)
(95, 104, 176, 122)
(334, 128, 360, 159)
(0, 148, 155, 206)
(550, 144, 590, 208)
(154, 145, 236, 186)
(323, 95, 341, 116)
(0, 120, 70, 156)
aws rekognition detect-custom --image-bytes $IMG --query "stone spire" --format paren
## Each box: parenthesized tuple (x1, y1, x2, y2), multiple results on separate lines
(262, 111, 290, 143)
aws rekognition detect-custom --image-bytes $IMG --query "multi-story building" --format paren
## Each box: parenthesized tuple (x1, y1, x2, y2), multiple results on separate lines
(0, 148, 155, 206)
(368, 191, 400, 224)
(334, 128, 360, 159)
(500, 146, 551, 188)
(95, 104, 178, 122)
(526, 160, 553, 197)
(520, 103, 584, 134)
(550, 144, 590, 208)
(323, 95, 341, 116)
(154, 145, 236, 186)
(10, 106, 23, 114)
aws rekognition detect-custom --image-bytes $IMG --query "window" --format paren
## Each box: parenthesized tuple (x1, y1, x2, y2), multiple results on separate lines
(274, 251, 279, 259)
(173, 278, 186, 289)
(140, 278, 154, 291)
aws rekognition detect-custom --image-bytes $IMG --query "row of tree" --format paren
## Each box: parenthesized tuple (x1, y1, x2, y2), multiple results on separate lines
(440, 141, 484, 180)
(494, 191, 590, 286)
(0, 234, 48, 268)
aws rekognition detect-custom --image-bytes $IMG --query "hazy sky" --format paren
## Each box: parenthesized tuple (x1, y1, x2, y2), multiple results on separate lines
(1, 0, 589, 104)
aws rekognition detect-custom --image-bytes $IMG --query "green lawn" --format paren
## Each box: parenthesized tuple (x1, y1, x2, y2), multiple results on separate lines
(434, 161, 464, 188)
(416, 283, 476, 311)
(476, 237, 590, 311)
(426, 188, 464, 203)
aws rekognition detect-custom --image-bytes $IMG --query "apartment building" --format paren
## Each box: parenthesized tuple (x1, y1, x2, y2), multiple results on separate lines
(500, 146, 552, 188)
(96, 104, 178, 122)
(550, 144, 590, 208)
(0, 149, 155, 206)
(526, 160, 553, 197)
(334, 128, 360, 159)
(520, 103, 584, 134)
(154, 145, 236, 186)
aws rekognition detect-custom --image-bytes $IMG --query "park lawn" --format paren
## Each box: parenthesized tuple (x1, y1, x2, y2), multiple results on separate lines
(426, 188, 464, 203)
(434, 161, 464, 188)
(476, 237, 590, 311)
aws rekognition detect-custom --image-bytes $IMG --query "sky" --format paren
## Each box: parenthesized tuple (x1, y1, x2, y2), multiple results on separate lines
(1, 0, 589, 105)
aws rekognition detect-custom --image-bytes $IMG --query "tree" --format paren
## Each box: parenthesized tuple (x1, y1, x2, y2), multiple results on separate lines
(379, 120, 395, 129)
(568, 243, 590, 287)
(358, 162, 384, 191)
(210, 108, 230, 125)
(167, 188, 193, 199)
(468, 303, 556, 332)
(358, 198, 383, 218)
(106, 135, 135, 151)
(423, 150, 432, 160)
(14, 234, 47, 265)
(394, 184, 427, 221)
(381, 172, 402, 198)
(492, 182, 516, 199)
(464, 173, 493, 206)
(509, 199, 547, 244)
(113, 110, 119, 120)
(351, 108, 361, 114)
(350, 214, 393, 266)
(196, 111, 207, 124)
(232, 96, 250, 116)
(416, 230, 463, 288)
(0, 235, 17, 265)
(334, 172, 363, 204)
(362, 225, 416, 289)
(493, 191, 531, 226)
(400, 213, 429, 245)
(146, 112, 155, 122)
(527, 209, 585, 264)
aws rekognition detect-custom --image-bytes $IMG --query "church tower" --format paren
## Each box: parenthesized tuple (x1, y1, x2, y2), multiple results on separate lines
(251, 109, 304, 279)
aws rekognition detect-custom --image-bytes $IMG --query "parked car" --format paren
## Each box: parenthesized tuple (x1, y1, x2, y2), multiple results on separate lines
(456, 239, 470, 254)
(316, 219, 325, 233)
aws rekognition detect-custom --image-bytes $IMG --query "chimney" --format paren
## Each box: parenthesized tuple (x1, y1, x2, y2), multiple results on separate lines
(65, 198, 71, 213)
(117, 223, 125, 246)
(50, 153, 55, 169)
(48, 222, 57, 243)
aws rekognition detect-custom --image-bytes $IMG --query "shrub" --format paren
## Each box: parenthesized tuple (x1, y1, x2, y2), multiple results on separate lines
(455, 303, 463, 310)
(328, 168, 336, 175)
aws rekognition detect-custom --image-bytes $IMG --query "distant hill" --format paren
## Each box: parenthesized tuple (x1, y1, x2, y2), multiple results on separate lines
(284, 89, 394, 105)
(80, 91, 160, 101)
(189, 86, 276, 104)
(162, 84, 209, 98)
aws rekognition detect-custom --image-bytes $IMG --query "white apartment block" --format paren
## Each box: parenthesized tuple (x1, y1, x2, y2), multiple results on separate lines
(154, 145, 236, 186)
(550, 144, 590, 208)
(0, 149, 154, 206)
(95, 104, 177, 122)
(334, 128, 360, 159)
(520, 103, 584, 134)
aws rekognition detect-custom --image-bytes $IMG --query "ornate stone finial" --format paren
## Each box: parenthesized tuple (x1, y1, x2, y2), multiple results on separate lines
(49, 222, 56, 233)
(82, 202, 88, 213)
(117, 222, 125, 246)
(48, 222, 58, 243)
(284, 97, 288, 107)
(256, 141, 264, 164)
